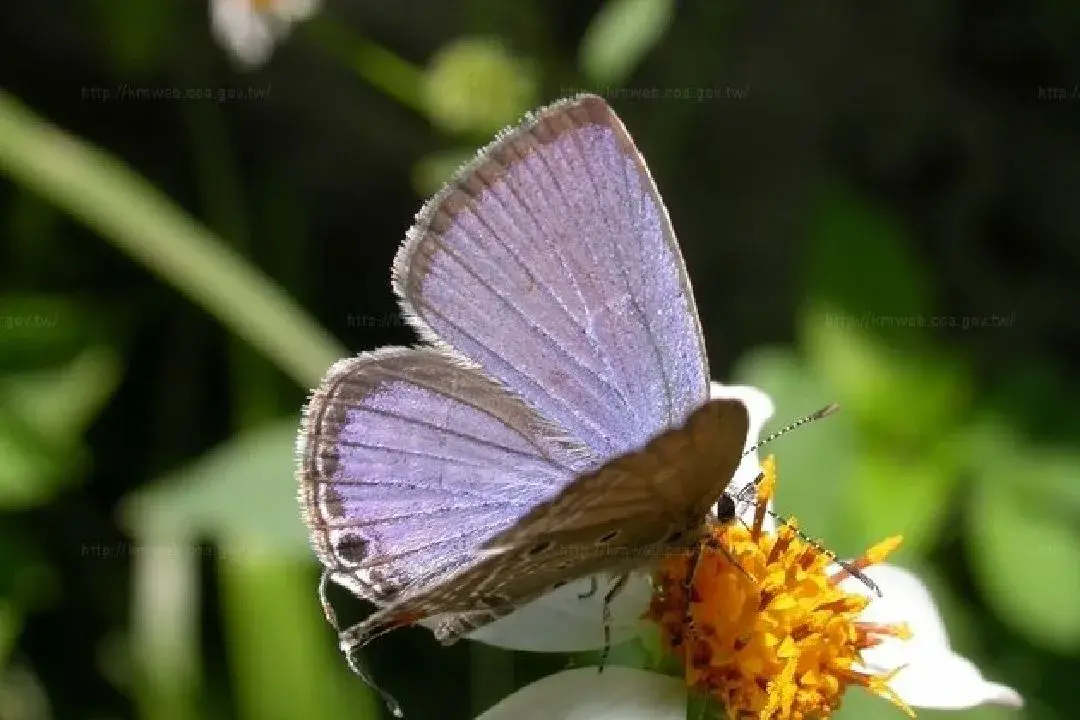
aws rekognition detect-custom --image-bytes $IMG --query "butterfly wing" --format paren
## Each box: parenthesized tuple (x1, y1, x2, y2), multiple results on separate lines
(297, 347, 594, 604)
(340, 398, 750, 647)
(394, 94, 709, 460)
(484, 397, 751, 551)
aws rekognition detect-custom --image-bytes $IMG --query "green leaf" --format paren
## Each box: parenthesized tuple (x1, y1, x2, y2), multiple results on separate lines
(0, 600, 21, 669)
(0, 90, 345, 390)
(803, 184, 931, 333)
(580, 0, 675, 85)
(0, 344, 122, 508)
(732, 346, 856, 548)
(846, 443, 959, 559)
(220, 558, 378, 720)
(963, 415, 1080, 510)
(802, 306, 971, 441)
(0, 409, 75, 508)
(5, 344, 122, 440)
(966, 474, 1080, 653)
(0, 294, 114, 373)
(121, 418, 309, 557)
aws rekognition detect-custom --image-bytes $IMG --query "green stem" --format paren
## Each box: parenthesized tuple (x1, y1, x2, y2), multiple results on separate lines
(0, 88, 345, 389)
(304, 18, 426, 115)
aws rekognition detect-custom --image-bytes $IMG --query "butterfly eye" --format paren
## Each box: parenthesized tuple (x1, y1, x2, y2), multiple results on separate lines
(527, 540, 554, 555)
(597, 529, 620, 544)
(715, 493, 737, 523)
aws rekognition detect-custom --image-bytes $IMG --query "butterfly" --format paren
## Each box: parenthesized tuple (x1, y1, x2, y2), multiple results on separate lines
(296, 94, 752, 716)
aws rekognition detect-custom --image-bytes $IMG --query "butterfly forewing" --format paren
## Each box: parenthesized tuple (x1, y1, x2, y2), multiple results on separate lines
(340, 397, 750, 647)
(297, 347, 595, 604)
(394, 94, 709, 460)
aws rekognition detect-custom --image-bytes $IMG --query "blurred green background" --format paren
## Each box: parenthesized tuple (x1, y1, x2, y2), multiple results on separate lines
(0, 1, 1078, 719)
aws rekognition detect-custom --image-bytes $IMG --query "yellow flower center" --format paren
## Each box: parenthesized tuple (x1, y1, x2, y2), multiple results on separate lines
(646, 455, 914, 720)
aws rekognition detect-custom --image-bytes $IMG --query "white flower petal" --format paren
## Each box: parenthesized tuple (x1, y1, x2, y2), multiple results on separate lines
(475, 667, 684, 720)
(275, 0, 320, 21)
(209, 0, 320, 67)
(840, 563, 949, 647)
(841, 564, 1023, 709)
(464, 573, 652, 652)
(886, 650, 1024, 710)
(709, 383, 776, 531)
(210, 0, 276, 66)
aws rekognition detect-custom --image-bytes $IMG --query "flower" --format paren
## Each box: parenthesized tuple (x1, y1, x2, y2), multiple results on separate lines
(473, 383, 1024, 719)
(646, 454, 912, 719)
(209, 0, 319, 67)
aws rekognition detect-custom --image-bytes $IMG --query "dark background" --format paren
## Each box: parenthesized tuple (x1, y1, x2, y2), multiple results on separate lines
(0, 1, 1077, 719)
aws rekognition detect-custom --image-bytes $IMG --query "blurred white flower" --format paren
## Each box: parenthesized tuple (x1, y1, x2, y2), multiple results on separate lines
(210, 0, 319, 67)
(473, 383, 1024, 719)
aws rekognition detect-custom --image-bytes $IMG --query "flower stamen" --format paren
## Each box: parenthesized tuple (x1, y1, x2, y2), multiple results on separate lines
(646, 455, 915, 719)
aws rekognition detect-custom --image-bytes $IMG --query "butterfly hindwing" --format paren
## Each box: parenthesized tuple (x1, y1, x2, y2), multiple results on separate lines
(297, 346, 594, 605)
(338, 398, 750, 648)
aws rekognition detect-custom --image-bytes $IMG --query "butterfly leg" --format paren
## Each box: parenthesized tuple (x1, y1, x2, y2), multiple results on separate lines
(680, 543, 705, 657)
(338, 626, 405, 718)
(336, 609, 424, 718)
(578, 576, 599, 600)
(598, 572, 630, 672)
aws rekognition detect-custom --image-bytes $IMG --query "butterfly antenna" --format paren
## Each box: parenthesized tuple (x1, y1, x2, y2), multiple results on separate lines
(742, 402, 840, 459)
(727, 482, 882, 597)
(729, 406, 882, 597)
(767, 508, 882, 596)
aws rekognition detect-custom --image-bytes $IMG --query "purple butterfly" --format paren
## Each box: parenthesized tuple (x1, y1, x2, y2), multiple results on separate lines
(297, 95, 750, 716)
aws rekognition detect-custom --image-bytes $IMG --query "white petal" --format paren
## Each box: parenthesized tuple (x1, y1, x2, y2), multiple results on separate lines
(464, 573, 652, 652)
(209, 0, 319, 67)
(709, 383, 777, 531)
(476, 667, 685, 720)
(273, 0, 320, 21)
(841, 564, 1024, 710)
(210, 0, 276, 66)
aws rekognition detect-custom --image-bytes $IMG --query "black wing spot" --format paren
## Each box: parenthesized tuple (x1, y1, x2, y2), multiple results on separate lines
(321, 486, 346, 520)
(597, 529, 620, 544)
(665, 529, 686, 544)
(335, 533, 369, 564)
(528, 540, 554, 555)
